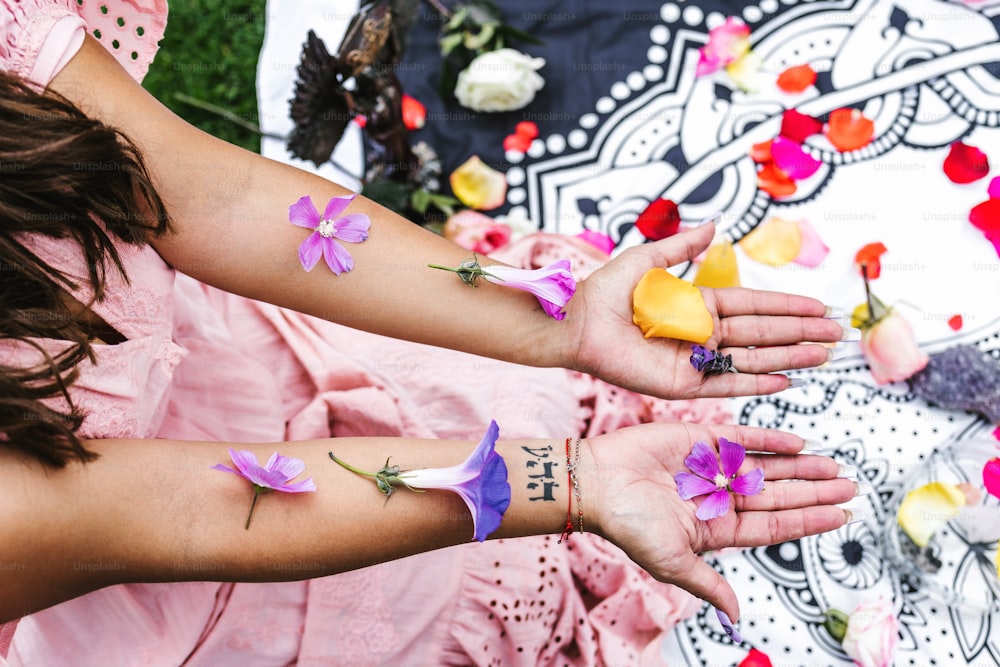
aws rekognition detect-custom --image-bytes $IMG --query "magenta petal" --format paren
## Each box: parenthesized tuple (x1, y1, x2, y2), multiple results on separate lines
(323, 194, 356, 220)
(289, 196, 321, 229)
(675, 471, 720, 500)
(695, 488, 731, 520)
(321, 237, 353, 275)
(989, 177, 1000, 200)
(228, 448, 260, 476)
(718, 437, 746, 478)
(279, 477, 317, 493)
(685, 441, 721, 480)
(984, 458, 1000, 499)
(298, 233, 323, 271)
(730, 467, 765, 496)
(771, 137, 821, 179)
(333, 213, 371, 243)
(210, 463, 240, 475)
(269, 454, 306, 481)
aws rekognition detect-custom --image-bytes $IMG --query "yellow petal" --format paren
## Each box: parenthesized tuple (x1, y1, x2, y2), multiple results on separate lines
(449, 155, 508, 210)
(851, 302, 870, 330)
(740, 217, 802, 267)
(726, 51, 762, 93)
(694, 239, 741, 288)
(897, 481, 967, 548)
(632, 269, 714, 343)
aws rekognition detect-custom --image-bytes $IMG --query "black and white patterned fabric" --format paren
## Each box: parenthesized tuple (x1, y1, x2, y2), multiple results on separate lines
(257, 1, 1000, 664)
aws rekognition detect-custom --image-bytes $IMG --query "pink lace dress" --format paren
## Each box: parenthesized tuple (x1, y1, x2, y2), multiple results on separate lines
(0, 2, 731, 664)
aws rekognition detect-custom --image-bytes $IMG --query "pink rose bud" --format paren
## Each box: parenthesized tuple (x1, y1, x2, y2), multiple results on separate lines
(841, 599, 899, 667)
(443, 210, 512, 255)
(859, 310, 929, 385)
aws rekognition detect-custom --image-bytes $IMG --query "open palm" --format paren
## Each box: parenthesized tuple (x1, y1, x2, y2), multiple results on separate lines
(565, 222, 846, 399)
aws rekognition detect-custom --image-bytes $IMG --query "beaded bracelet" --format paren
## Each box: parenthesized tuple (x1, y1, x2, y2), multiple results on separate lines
(558, 437, 584, 543)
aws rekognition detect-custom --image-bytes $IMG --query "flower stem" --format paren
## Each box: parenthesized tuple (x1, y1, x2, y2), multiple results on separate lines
(245, 492, 260, 530)
(424, 0, 452, 18)
(861, 263, 875, 324)
(328, 452, 379, 479)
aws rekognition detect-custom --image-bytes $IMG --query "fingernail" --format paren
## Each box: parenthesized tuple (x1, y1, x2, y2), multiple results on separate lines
(801, 439, 829, 453)
(715, 608, 743, 643)
(837, 463, 858, 479)
(698, 212, 722, 227)
(840, 326, 862, 342)
(843, 507, 874, 524)
(782, 377, 806, 390)
(826, 346, 848, 362)
(854, 480, 874, 496)
(824, 305, 845, 319)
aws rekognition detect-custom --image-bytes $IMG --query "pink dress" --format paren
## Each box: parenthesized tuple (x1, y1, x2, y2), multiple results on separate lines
(0, 2, 730, 664)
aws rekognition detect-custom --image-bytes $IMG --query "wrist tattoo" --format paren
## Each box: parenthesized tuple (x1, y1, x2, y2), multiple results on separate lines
(521, 444, 560, 501)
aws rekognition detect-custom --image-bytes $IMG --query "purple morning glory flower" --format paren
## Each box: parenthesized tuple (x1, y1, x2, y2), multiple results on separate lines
(482, 261, 577, 320)
(690, 344, 735, 376)
(212, 449, 317, 529)
(330, 420, 511, 542)
(289, 194, 371, 274)
(674, 438, 764, 520)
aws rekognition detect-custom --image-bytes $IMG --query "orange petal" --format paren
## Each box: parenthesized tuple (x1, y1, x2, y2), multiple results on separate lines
(632, 269, 714, 343)
(825, 108, 875, 152)
(854, 241, 888, 279)
(757, 163, 797, 198)
(694, 239, 741, 288)
(776, 64, 817, 93)
(749, 139, 774, 164)
(449, 155, 508, 210)
(739, 217, 802, 267)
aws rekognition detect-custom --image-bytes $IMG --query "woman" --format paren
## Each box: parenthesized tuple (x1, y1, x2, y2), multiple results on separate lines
(0, 2, 856, 664)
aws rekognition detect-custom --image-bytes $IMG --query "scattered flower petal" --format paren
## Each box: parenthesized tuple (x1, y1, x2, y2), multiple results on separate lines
(212, 449, 317, 529)
(690, 344, 735, 375)
(632, 269, 714, 343)
(854, 241, 888, 279)
(860, 309, 929, 384)
(726, 50, 762, 93)
(503, 133, 532, 153)
(944, 141, 990, 184)
(635, 198, 682, 241)
(739, 647, 774, 667)
(443, 210, 512, 254)
(515, 121, 539, 139)
(780, 109, 823, 144)
(401, 94, 426, 130)
(988, 176, 1000, 199)
(897, 481, 966, 547)
(756, 162, 797, 198)
(776, 64, 816, 93)
(450, 155, 508, 210)
(696, 17, 751, 76)
(770, 137, 821, 179)
(694, 239, 741, 288)
(948, 314, 963, 331)
(739, 217, 802, 266)
(825, 108, 875, 152)
(749, 139, 773, 164)
(793, 218, 829, 267)
(288, 195, 371, 275)
(969, 198, 1000, 235)
(983, 458, 1000, 500)
(674, 438, 763, 520)
(577, 229, 615, 255)
(994, 426, 1000, 441)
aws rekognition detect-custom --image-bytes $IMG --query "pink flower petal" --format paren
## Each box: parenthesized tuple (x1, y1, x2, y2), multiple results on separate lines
(983, 458, 1000, 500)
(719, 437, 746, 478)
(269, 453, 306, 481)
(577, 229, 615, 255)
(298, 233, 323, 271)
(943, 141, 990, 184)
(324, 194, 356, 221)
(793, 218, 830, 267)
(731, 467, 765, 496)
(229, 448, 260, 476)
(988, 176, 1000, 199)
(685, 441, 722, 480)
(288, 196, 321, 229)
(770, 137, 821, 179)
(279, 477, 318, 493)
(675, 471, 720, 500)
(333, 213, 371, 243)
(695, 488, 732, 520)
(321, 237, 354, 275)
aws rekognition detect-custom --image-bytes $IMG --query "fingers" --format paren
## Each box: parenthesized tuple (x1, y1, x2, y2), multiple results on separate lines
(702, 424, 807, 456)
(671, 552, 741, 625)
(735, 478, 856, 512)
(749, 451, 841, 480)
(719, 315, 844, 347)
(643, 219, 716, 268)
(730, 505, 849, 548)
(697, 371, 801, 398)
(714, 287, 829, 319)
(723, 343, 832, 374)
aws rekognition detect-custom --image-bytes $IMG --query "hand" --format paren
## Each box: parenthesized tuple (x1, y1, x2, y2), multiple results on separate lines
(581, 422, 855, 626)
(564, 221, 846, 398)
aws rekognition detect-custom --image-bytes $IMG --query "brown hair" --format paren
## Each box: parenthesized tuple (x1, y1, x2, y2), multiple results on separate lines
(0, 70, 171, 466)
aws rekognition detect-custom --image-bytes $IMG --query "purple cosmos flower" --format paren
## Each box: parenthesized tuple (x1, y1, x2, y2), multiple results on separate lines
(690, 344, 736, 376)
(674, 438, 764, 520)
(289, 194, 371, 274)
(330, 420, 511, 542)
(212, 449, 317, 529)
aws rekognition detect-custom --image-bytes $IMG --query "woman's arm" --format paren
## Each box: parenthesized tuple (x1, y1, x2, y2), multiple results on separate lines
(46, 38, 847, 398)
(0, 424, 854, 625)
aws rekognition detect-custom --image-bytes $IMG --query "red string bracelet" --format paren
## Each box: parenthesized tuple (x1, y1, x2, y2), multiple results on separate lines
(558, 437, 574, 543)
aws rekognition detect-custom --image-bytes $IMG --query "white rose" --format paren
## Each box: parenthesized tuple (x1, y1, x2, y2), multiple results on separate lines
(841, 599, 899, 667)
(454, 49, 545, 112)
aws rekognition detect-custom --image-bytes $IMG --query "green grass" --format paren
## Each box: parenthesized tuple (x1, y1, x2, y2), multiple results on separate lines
(142, 0, 266, 152)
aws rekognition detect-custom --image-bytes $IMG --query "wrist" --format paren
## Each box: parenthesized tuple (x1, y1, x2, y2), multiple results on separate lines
(575, 437, 606, 539)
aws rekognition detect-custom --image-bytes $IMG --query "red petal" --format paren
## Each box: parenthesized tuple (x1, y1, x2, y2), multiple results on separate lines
(854, 241, 888, 279)
(515, 121, 539, 139)
(969, 198, 1000, 234)
(944, 141, 990, 184)
(739, 648, 774, 667)
(635, 198, 681, 240)
(503, 133, 533, 153)
(776, 64, 817, 93)
(984, 458, 1000, 500)
(401, 94, 426, 130)
(948, 314, 963, 331)
(757, 163, 797, 198)
(780, 109, 823, 143)
(825, 108, 875, 152)
(749, 139, 774, 164)
(353, 115, 367, 128)
(994, 426, 1000, 441)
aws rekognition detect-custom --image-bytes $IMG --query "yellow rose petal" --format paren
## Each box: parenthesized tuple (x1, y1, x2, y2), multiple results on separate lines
(693, 239, 741, 289)
(897, 481, 967, 548)
(851, 302, 870, 330)
(449, 155, 508, 210)
(632, 269, 714, 343)
(739, 217, 802, 267)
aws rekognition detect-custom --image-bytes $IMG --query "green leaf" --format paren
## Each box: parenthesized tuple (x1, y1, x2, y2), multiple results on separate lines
(445, 7, 468, 31)
(439, 32, 464, 56)
(497, 25, 545, 46)
(426, 193, 460, 217)
(464, 22, 497, 50)
(410, 188, 432, 214)
(361, 178, 411, 215)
